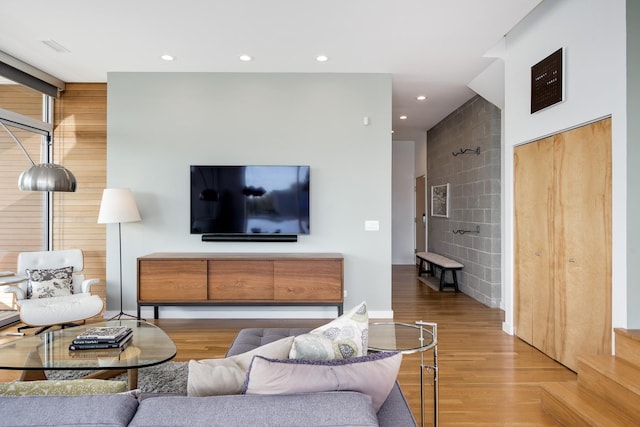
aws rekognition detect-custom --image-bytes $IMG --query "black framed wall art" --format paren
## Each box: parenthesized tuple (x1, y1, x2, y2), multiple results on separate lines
(531, 47, 564, 113)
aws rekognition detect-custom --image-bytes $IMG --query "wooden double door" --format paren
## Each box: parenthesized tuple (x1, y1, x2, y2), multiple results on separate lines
(514, 118, 612, 371)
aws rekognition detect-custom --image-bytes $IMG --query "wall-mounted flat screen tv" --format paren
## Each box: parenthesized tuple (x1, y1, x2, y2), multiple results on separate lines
(190, 165, 310, 235)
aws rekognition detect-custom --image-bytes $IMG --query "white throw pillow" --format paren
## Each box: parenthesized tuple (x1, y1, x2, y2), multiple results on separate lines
(289, 300, 368, 360)
(187, 336, 294, 397)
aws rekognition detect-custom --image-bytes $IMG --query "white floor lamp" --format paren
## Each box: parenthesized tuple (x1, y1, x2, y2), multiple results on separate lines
(98, 188, 141, 320)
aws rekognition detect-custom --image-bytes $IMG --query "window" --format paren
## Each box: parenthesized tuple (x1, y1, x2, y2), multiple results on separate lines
(0, 81, 50, 307)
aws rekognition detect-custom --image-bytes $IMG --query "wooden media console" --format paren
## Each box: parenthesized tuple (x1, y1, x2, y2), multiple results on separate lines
(137, 252, 344, 318)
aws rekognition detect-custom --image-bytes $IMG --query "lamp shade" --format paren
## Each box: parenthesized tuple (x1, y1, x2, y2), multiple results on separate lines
(98, 188, 141, 224)
(1, 121, 77, 192)
(18, 163, 77, 192)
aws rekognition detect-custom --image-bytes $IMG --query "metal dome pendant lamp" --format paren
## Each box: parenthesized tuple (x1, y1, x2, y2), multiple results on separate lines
(0, 121, 76, 192)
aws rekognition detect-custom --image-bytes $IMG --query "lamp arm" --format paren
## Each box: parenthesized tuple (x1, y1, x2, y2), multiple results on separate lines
(0, 121, 37, 166)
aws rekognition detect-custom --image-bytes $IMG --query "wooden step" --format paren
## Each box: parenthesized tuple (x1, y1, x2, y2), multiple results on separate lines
(541, 381, 637, 426)
(577, 355, 640, 421)
(614, 328, 640, 366)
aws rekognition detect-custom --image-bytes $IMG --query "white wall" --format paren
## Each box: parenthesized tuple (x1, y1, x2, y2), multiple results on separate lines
(415, 133, 427, 251)
(106, 72, 393, 319)
(627, 0, 640, 328)
(414, 133, 427, 178)
(502, 0, 627, 333)
(392, 141, 416, 264)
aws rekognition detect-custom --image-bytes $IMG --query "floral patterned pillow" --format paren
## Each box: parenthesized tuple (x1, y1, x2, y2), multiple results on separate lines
(289, 300, 368, 360)
(0, 379, 127, 395)
(26, 266, 74, 299)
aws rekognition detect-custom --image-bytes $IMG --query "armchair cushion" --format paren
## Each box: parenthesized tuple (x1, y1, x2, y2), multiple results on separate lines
(18, 249, 86, 295)
(17, 293, 104, 327)
(25, 266, 74, 299)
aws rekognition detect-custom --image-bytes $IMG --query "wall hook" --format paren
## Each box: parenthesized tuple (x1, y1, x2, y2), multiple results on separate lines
(452, 225, 480, 235)
(452, 146, 481, 157)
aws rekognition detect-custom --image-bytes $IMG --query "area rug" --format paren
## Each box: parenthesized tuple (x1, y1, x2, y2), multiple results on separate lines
(45, 361, 188, 395)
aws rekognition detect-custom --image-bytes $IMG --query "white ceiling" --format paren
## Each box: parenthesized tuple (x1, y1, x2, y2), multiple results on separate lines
(0, 0, 542, 140)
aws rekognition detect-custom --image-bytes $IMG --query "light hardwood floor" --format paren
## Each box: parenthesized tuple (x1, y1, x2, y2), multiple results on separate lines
(0, 264, 574, 425)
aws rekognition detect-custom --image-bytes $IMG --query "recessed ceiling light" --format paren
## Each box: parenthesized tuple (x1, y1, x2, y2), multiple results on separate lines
(239, 54, 252, 62)
(416, 95, 427, 101)
(399, 115, 408, 120)
(316, 55, 329, 62)
(160, 54, 175, 61)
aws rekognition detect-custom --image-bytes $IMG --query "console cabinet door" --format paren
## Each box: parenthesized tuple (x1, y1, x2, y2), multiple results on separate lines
(137, 253, 344, 315)
(208, 260, 274, 301)
(274, 259, 343, 302)
(138, 260, 207, 301)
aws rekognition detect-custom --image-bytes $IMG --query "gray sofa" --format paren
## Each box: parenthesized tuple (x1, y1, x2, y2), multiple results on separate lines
(0, 328, 417, 427)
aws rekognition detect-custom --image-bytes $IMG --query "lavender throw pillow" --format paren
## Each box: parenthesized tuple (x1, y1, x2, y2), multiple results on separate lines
(242, 350, 402, 412)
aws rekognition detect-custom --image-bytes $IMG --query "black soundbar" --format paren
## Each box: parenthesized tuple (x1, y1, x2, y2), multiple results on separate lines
(202, 234, 298, 242)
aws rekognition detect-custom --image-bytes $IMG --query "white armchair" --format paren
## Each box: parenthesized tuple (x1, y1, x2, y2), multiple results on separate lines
(3, 249, 104, 334)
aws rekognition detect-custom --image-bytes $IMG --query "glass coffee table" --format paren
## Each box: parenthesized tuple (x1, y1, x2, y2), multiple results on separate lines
(0, 320, 176, 389)
(369, 321, 438, 427)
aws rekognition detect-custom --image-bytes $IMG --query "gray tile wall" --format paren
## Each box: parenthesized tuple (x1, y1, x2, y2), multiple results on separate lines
(426, 95, 501, 307)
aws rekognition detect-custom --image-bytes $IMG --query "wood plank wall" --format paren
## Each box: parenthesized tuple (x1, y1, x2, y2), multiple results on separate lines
(52, 83, 107, 309)
(0, 85, 46, 262)
(0, 85, 47, 308)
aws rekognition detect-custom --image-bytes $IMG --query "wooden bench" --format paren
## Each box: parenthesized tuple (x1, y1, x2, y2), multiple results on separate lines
(416, 251, 463, 292)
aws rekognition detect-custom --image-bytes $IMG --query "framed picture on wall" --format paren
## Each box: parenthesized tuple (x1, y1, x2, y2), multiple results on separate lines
(431, 183, 449, 218)
(531, 47, 564, 113)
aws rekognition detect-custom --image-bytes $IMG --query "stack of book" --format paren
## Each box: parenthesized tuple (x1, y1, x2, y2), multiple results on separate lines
(69, 326, 133, 351)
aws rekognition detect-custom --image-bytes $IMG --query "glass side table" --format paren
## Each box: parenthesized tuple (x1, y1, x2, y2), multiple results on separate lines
(368, 321, 438, 427)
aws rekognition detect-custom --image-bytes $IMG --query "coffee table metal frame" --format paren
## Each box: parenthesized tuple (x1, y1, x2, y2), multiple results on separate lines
(368, 320, 438, 427)
(0, 319, 176, 389)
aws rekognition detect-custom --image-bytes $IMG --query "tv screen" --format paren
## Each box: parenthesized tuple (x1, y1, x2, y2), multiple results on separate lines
(190, 165, 310, 235)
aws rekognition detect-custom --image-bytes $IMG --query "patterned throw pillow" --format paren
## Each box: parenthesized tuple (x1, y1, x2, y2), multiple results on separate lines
(0, 379, 127, 396)
(26, 266, 74, 299)
(289, 300, 368, 360)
